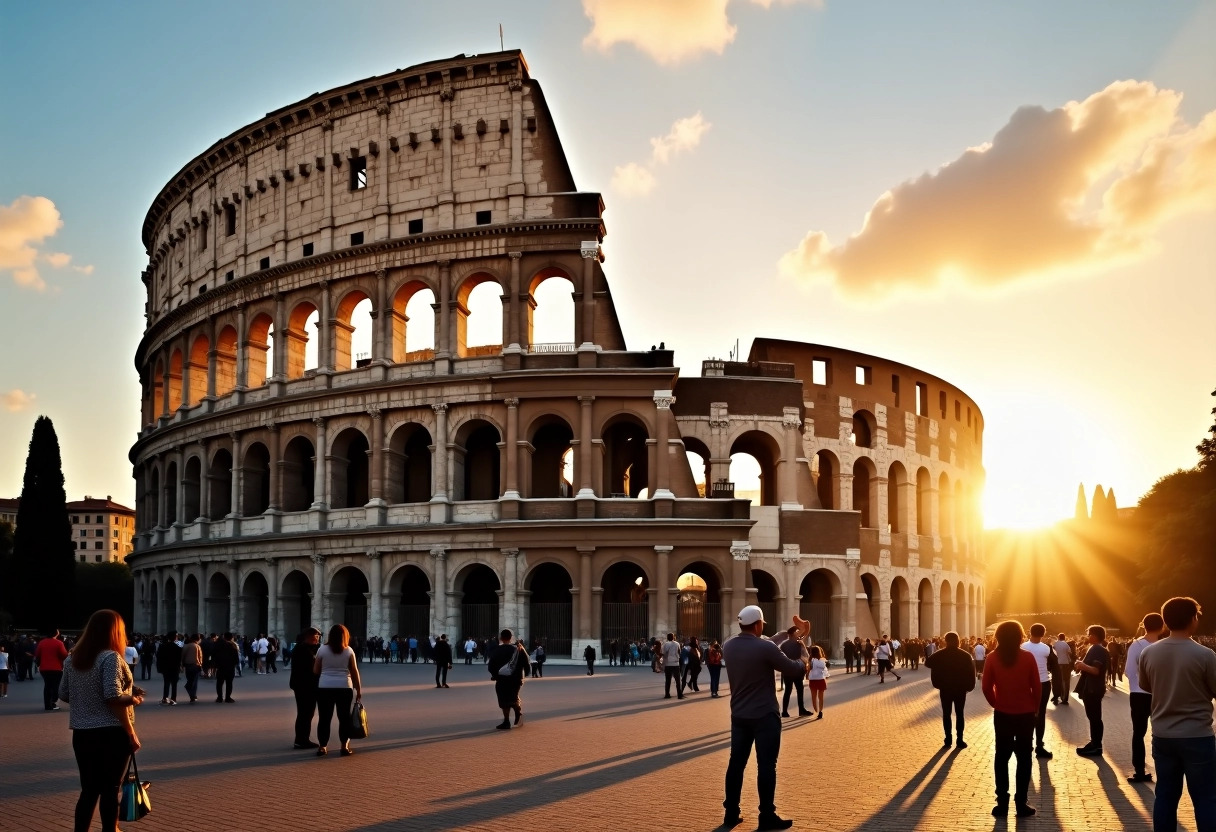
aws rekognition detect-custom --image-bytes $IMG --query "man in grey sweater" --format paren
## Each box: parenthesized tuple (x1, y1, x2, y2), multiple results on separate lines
(722, 605, 807, 831)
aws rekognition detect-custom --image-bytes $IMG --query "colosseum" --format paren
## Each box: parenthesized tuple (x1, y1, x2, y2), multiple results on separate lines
(128, 50, 986, 658)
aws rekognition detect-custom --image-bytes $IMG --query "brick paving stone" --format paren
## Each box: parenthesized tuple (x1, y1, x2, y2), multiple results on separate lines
(0, 662, 1202, 831)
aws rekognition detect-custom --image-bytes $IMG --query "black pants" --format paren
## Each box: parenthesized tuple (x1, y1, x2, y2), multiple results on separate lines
(1130, 692, 1151, 775)
(42, 669, 62, 709)
(993, 711, 1034, 806)
(1051, 665, 1068, 702)
(1033, 680, 1051, 748)
(586, 659, 595, 675)
(436, 663, 448, 686)
(316, 687, 354, 747)
(216, 671, 234, 700)
(140, 659, 153, 680)
(664, 665, 684, 697)
(724, 713, 782, 817)
(687, 666, 700, 691)
(940, 690, 966, 741)
(161, 673, 179, 702)
(72, 726, 131, 832)
(1082, 694, 1104, 747)
(782, 675, 806, 714)
(293, 688, 317, 743)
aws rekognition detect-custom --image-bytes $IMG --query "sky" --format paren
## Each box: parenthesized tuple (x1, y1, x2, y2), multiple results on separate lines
(1, 1, 1213, 529)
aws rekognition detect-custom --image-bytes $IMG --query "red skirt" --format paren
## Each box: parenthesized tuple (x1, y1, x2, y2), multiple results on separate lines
(808, 679, 826, 691)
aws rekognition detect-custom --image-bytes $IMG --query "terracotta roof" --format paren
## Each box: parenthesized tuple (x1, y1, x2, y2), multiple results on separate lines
(0, 497, 19, 512)
(66, 497, 134, 514)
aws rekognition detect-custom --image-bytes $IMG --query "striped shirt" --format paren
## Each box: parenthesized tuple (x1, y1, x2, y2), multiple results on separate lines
(58, 650, 135, 731)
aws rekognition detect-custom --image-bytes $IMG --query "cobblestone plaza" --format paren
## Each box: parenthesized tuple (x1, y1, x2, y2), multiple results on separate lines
(0, 662, 1197, 831)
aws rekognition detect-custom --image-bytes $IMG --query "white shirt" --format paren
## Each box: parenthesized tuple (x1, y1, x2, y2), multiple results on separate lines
(1125, 636, 1154, 694)
(0, 651, 8, 670)
(464, 639, 477, 654)
(808, 658, 828, 681)
(255, 638, 269, 655)
(973, 643, 986, 661)
(316, 646, 355, 688)
(662, 640, 682, 666)
(1052, 639, 1072, 667)
(875, 642, 892, 661)
(124, 646, 139, 665)
(891, 639, 901, 653)
(1021, 640, 1051, 683)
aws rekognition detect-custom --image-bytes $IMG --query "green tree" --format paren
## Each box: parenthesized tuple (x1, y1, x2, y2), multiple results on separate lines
(12, 416, 76, 630)
(74, 562, 134, 626)
(0, 519, 14, 628)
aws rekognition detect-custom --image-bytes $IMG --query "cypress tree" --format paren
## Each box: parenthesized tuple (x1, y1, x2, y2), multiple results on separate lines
(1074, 483, 1088, 520)
(1091, 485, 1106, 521)
(12, 416, 76, 630)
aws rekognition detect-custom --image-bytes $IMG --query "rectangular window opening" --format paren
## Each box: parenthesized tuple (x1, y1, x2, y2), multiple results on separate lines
(350, 156, 367, 191)
(198, 284, 207, 295)
(967, 406, 972, 426)
(939, 390, 947, 417)
(198, 227, 207, 251)
(408, 218, 424, 235)
(891, 374, 901, 407)
(955, 401, 961, 421)
(855, 365, 872, 385)
(259, 256, 270, 270)
(224, 204, 237, 236)
(811, 358, 828, 386)
(350, 231, 364, 246)
(475, 209, 492, 225)
(915, 382, 928, 417)
(302, 242, 314, 257)
(225, 270, 234, 282)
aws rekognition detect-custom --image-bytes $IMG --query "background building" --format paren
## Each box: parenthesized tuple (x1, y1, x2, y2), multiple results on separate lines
(68, 496, 136, 563)
(128, 51, 984, 654)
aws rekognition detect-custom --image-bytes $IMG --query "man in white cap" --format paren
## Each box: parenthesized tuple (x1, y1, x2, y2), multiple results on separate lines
(722, 604, 806, 831)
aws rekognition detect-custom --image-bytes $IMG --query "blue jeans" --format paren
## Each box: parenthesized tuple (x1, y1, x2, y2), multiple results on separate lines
(183, 665, 201, 700)
(724, 713, 782, 817)
(1152, 735, 1216, 832)
(708, 665, 721, 695)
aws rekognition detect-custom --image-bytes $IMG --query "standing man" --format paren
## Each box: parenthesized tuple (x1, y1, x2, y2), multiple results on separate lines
(662, 633, 684, 700)
(973, 638, 987, 679)
(290, 627, 321, 747)
(33, 629, 68, 711)
(408, 634, 419, 663)
(1124, 612, 1164, 784)
(254, 633, 269, 674)
(843, 637, 856, 673)
(779, 626, 812, 718)
(433, 634, 453, 688)
(1074, 625, 1109, 757)
(487, 629, 529, 729)
(1139, 596, 1216, 831)
(722, 605, 806, 830)
(213, 632, 240, 703)
(1021, 623, 1054, 759)
(875, 635, 901, 683)
(181, 633, 203, 703)
(925, 631, 976, 748)
(584, 642, 597, 676)
(463, 636, 477, 665)
(157, 632, 183, 705)
(1051, 633, 1073, 706)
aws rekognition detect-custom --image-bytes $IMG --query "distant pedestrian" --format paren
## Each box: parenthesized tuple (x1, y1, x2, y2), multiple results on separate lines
(290, 627, 321, 748)
(1074, 625, 1110, 757)
(33, 629, 68, 712)
(843, 638, 856, 673)
(925, 631, 976, 748)
(685, 637, 702, 692)
(1020, 623, 1054, 759)
(876, 635, 901, 683)
(464, 636, 477, 665)
(1138, 596, 1216, 831)
(181, 633, 203, 703)
(1051, 633, 1073, 706)
(862, 638, 874, 675)
(157, 633, 183, 705)
(662, 633, 684, 699)
(213, 632, 240, 703)
(707, 641, 724, 698)
(487, 629, 529, 730)
(807, 645, 828, 718)
(982, 620, 1040, 818)
(973, 639, 987, 679)
(1123, 612, 1163, 784)
(779, 627, 811, 718)
(584, 643, 597, 676)
(433, 634, 453, 688)
(721, 605, 804, 830)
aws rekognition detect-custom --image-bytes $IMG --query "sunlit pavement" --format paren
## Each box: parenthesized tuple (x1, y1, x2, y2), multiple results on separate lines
(0, 662, 1197, 831)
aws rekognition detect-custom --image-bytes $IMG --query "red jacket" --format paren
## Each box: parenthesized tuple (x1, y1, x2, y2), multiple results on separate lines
(34, 637, 68, 672)
(982, 649, 1041, 715)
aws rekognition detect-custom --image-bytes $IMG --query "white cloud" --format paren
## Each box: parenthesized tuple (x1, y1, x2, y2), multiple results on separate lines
(779, 80, 1216, 298)
(2, 389, 35, 412)
(583, 0, 820, 65)
(611, 112, 712, 199)
(43, 251, 72, 268)
(0, 196, 62, 291)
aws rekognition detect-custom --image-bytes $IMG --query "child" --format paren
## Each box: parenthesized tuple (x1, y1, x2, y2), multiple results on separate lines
(807, 645, 829, 718)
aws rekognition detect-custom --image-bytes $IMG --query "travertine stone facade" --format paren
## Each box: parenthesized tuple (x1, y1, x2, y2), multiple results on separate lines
(129, 51, 984, 656)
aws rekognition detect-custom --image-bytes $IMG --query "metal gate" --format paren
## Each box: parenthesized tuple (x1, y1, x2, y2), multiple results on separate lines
(676, 599, 722, 643)
(343, 604, 368, 642)
(800, 602, 833, 657)
(461, 603, 499, 642)
(601, 602, 649, 651)
(758, 601, 779, 637)
(529, 603, 572, 657)
(397, 604, 430, 639)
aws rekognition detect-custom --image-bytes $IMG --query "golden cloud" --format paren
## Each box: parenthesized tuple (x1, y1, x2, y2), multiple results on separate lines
(583, 0, 819, 65)
(0, 196, 62, 291)
(611, 162, 658, 197)
(2, 389, 35, 412)
(611, 113, 712, 199)
(779, 81, 1216, 297)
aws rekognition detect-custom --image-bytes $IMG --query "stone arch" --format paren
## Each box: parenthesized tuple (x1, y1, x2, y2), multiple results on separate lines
(280, 569, 312, 638)
(387, 563, 431, 641)
(162, 575, 178, 633)
(241, 442, 271, 516)
(241, 570, 270, 636)
(164, 459, 179, 525)
(526, 561, 574, 655)
(205, 571, 230, 633)
(730, 429, 782, 507)
(328, 427, 370, 509)
(600, 560, 650, 647)
(386, 422, 432, 504)
(601, 413, 650, 498)
(167, 348, 184, 411)
(455, 271, 505, 357)
(182, 573, 200, 634)
(454, 562, 500, 641)
(146, 466, 161, 528)
(918, 577, 934, 638)
(814, 449, 840, 510)
(939, 579, 953, 633)
(151, 357, 165, 419)
(148, 579, 160, 634)
(182, 454, 202, 521)
(682, 435, 711, 498)
(334, 288, 374, 372)
(967, 583, 976, 637)
(391, 278, 436, 362)
(208, 447, 233, 519)
(851, 409, 876, 449)
(939, 471, 953, 538)
(328, 565, 369, 641)
(282, 435, 315, 512)
(285, 299, 319, 379)
(245, 312, 274, 388)
(852, 456, 877, 528)
(674, 559, 725, 642)
(526, 267, 576, 347)
(187, 333, 209, 406)
(799, 568, 843, 656)
(527, 414, 574, 498)
(916, 467, 932, 536)
(452, 419, 501, 501)
(956, 582, 968, 637)
(751, 568, 781, 637)
(859, 571, 881, 640)
(215, 325, 238, 397)
(890, 575, 910, 639)
(888, 461, 908, 533)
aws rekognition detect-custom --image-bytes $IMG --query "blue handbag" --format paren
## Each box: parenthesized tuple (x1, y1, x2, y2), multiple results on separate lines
(119, 754, 151, 822)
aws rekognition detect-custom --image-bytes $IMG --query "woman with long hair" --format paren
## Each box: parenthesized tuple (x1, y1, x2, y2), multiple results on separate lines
(706, 640, 723, 697)
(685, 637, 702, 692)
(981, 620, 1042, 819)
(58, 609, 145, 832)
(312, 624, 363, 756)
(807, 644, 828, 718)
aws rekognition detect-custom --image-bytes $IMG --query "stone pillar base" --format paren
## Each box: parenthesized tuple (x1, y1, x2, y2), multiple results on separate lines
(364, 500, 387, 526)
(429, 499, 451, 524)
(571, 637, 600, 664)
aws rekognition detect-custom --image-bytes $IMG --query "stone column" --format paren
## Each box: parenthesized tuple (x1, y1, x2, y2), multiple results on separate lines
(503, 398, 520, 498)
(576, 547, 594, 640)
(781, 407, 803, 509)
(577, 396, 595, 498)
(178, 334, 191, 411)
(438, 85, 455, 229)
(928, 485, 940, 538)
(652, 391, 675, 499)
(374, 101, 391, 241)
(174, 450, 188, 528)
(265, 557, 280, 638)
(321, 118, 335, 252)
(267, 423, 281, 511)
(430, 404, 449, 523)
(845, 550, 861, 641)
(654, 545, 672, 636)
(156, 456, 167, 528)
(782, 545, 801, 626)
(875, 476, 890, 535)
(507, 78, 524, 219)
(430, 546, 448, 636)
(271, 293, 287, 388)
(506, 251, 522, 351)
(235, 305, 249, 394)
(311, 555, 326, 627)
(579, 244, 597, 348)
(311, 418, 328, 510)
(317, 281, 332, 378)
(434, 260, 452, 372)
(228, 432, 242, 519)
(205, 317, 218, 400)
(503, 548, 520, 639)
(160, 348, 171, 418)
(228, 558, 240, 636)
(730, 541, 751, 620)
(367, 551, 383, 639)
(174, 565, 185, 632)
(899, 479, 918, 537)
(367, 406, 385, 506)
(371, 269, 388, 364)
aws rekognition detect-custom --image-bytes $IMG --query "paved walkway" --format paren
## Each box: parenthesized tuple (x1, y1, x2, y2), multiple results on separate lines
(0, 661, 1199, 831)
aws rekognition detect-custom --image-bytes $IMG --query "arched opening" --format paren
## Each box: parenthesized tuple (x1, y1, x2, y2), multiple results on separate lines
(851, 410, 875, 448)
(602, 416, 649, 498)
(281, 570, 312, 638)
(328, 428, 370, 509)
(392, 280, 436, 362)
(799, 569, 840, 657)
(853, 457, 876, 528)
(208, 449, 232, 520)
(182, 575, 200, 635)
(241, 571, 269, 636)
(187, 334, 208, 406)
(282, 436, 316, 512)
(163, 577, 178, 633)
(164, 461, 179, 525)
(859, 573, 881, 640)
(888, 461, 907, 533)
(956, 582, 968, 637)
(939, 580, 953, 633)
(205, 572, 230, 633)
(916, 467, 932, 536)
(918, 578, 934, 638)
(457, 276, 504, 357)
(527, 272, 575, 348)
(454, 420, 501, 501)
(751, 569, 780, 637)
(148, 581, 160, 634)
(601, 561, 649, 648)
(240, 443, 271, 516)
(389, 565, 431, 642)
(815, 450, 838, 510)
(675, 561, 724, 643)
(529, 418, 574, 498)
(683, 436, 710, 498)
(528, 563, 573, 656)
(330, 566, 369, 641)
(167, 349, 183, 411)
(387, 423, 432, 504)
(147, 468, 161, 528)
(285, 300, 319, 378)
(890, 576, 910, 639)
(459, 564, 500, 641)
(955, 480, 967, 549)
(151, 359, 165, 419)
(182, 455, 202, 521)
(730, 430, 780, 506)
(334, 290, 374, 371)
(215, 325, 238, 397)
(245, 312, 273, 388)
(967, 584, 976, 637)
